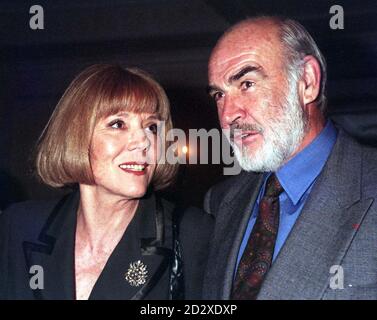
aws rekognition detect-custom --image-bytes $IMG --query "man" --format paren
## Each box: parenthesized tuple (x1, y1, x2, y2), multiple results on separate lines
(203, 16, 377, 300)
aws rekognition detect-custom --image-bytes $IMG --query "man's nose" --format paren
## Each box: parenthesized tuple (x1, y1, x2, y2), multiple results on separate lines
(127, 128, 151, 151)
(219, 95, 246, 127)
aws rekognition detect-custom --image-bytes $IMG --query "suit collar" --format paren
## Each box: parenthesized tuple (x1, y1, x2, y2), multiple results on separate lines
(257, 130, 373, 299)
(316, 129, 362, 208)
(276, 120, 338, 206)
(23, 189, 173, 300)
(206, 130, 373, 300)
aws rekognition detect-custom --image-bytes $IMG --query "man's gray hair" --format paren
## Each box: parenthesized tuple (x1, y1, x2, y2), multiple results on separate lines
(224, 16, 328, 113)
(278, 18, 327, 113)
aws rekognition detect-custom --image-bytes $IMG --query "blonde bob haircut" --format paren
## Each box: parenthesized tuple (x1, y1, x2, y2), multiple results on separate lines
(36, 64, 178, 190)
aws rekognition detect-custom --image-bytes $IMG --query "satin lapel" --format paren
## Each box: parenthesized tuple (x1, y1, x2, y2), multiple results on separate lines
(89, 193, 173, 300)
(22, 192, 78, 300)
(258, 131, 373, 300)
(206, 172, 263, 299)
(132, 196, 172, 300)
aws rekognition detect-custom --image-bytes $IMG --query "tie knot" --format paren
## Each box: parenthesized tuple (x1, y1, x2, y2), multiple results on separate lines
(265, 174, 284, 198)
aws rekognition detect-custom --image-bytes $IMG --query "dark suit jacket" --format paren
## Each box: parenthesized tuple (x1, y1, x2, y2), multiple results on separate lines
(203, 129, 377, 300)
(0, 190, 213, 300)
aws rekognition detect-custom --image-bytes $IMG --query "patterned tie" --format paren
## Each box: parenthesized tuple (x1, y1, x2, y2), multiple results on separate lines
(232, 174, 284, 300)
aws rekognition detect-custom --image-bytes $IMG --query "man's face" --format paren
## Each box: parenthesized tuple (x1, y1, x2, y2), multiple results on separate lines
(208, 21, 307, 172)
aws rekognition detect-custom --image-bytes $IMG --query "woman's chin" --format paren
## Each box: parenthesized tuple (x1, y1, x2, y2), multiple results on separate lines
(119, 186, 148, 200)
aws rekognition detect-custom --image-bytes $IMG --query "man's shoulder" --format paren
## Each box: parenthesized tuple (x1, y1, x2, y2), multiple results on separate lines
(207, 171, 258, 199)
(361, 143, 377, 167)
(204, 171, 261, 214)
(179, 206, 214, 232)
(178, 207, 214, 259)
(333, 129, 377, 196)
(360, 143, 377, 196)
(159, 196, 175, 215)
(178, 206, 214, 299)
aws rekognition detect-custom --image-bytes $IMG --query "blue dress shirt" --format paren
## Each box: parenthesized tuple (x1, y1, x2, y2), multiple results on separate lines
(235, 120, 338, 272)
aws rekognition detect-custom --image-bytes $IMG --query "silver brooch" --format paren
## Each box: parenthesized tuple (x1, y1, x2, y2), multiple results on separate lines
(125, 260, 148, 287)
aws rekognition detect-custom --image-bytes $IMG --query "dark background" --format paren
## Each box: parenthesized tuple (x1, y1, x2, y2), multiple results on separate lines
(1, 0, 377, 210)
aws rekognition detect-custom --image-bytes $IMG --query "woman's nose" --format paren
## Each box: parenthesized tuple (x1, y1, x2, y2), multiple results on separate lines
(127, 128, 151, 151)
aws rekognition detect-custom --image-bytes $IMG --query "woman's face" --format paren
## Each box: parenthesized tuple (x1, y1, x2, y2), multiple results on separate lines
(89, 111, 161, 200)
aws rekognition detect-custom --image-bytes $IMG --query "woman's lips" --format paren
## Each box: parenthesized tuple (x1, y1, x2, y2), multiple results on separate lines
(119, 162, 148, 176)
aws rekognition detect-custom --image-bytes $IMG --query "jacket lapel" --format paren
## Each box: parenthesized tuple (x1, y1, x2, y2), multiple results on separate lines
(257, 130, 374, 299)
(23, 191, 173, 300)
(89, 193, 173, 300)
(205, 172, 263, 299)
(23, 191, 78, 300)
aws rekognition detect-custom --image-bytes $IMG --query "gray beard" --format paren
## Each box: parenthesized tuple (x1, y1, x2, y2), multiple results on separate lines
(231, 80, 308, 173)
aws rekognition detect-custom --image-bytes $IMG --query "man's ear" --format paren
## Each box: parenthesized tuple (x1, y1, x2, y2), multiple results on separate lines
(299, 55, 321, 106)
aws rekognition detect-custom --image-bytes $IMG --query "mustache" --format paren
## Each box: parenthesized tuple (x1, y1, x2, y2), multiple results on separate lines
(229, 122, 263, 141)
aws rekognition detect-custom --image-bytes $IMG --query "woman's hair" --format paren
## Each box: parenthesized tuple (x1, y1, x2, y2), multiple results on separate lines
(36, 64, 178, 190)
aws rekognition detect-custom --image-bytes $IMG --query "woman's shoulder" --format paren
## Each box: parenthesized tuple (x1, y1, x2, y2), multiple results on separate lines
(0, 197, 64, 239)
(2, 197, 61, 219)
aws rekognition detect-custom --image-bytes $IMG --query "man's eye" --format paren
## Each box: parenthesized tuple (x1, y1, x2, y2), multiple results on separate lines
(146, 123, 158, 134)
(241, 80, 255, 90)
(212, 91, 224, 102)
(109, 120, 125, 129)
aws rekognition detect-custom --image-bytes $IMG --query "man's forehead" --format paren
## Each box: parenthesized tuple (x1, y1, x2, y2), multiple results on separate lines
(209, 52, 260, 78)
(212, 22, 280, 58)
(225, 18, 280, 40)
(209, 22, 282, 77)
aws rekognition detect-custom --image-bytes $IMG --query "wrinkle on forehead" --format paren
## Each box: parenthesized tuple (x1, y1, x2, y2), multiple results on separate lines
(208, 20, 285, 83)
(209, 20, 282, 65)
(217, 18, 280, 47)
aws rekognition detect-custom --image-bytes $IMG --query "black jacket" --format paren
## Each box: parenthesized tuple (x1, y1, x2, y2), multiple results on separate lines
(0, 190, 213, 300)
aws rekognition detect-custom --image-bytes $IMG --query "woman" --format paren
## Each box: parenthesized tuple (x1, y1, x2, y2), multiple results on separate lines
(0, 64, 213, 300)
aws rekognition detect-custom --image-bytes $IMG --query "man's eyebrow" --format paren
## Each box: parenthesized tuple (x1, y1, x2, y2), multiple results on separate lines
(206, 66, 264, 95)
(228, 66, 264, 83)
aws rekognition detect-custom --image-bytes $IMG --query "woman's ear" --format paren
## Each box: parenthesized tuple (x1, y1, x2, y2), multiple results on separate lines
(299, 55, 322, 106)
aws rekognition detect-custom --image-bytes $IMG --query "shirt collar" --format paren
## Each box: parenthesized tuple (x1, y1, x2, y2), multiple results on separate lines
(276, 120, 338, 205)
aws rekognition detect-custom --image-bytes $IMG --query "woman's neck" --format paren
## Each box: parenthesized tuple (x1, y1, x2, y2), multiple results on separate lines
(77, 184, 139, 249)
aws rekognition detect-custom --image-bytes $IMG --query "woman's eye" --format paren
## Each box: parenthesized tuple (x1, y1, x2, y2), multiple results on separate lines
(109, 120, 125, 129)
(241, 80, 255, 90)
(146, 123, 158, 134)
